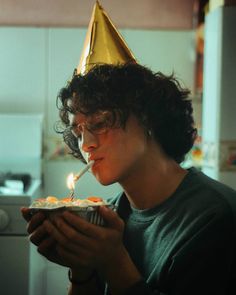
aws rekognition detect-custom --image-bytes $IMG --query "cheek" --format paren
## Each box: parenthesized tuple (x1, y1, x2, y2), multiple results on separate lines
(111, 128, 147, 163)
(90, 147, 124, 185)
(91, 124, 148, 184)
(95, 139, 146, 184)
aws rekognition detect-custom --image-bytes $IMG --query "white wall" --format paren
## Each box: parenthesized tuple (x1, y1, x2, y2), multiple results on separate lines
(0, 28, 47, 114)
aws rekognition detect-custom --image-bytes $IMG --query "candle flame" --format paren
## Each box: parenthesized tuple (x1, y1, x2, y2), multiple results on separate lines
(67, 173, 75, 190)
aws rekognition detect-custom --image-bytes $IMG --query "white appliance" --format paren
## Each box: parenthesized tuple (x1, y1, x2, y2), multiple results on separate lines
(0, 114, 46, 295)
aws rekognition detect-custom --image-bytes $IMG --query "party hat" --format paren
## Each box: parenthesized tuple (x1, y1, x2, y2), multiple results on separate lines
(77, 1, 137, 75)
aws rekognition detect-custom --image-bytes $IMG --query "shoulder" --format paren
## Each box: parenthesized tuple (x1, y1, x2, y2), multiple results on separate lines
(187, 167, 236, 205)
(184, 168, 236, 227)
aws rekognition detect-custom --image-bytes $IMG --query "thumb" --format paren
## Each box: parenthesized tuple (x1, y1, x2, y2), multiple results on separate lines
(99, 206, 124, 231)
(21, 207, 32, 222)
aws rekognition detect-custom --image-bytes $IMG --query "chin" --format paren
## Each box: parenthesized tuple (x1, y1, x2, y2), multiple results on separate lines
(97, 178, 116, 186)
(94, 173, 118, 186)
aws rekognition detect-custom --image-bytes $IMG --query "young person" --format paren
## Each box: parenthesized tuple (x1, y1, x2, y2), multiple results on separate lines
(22, 62, 236, 295)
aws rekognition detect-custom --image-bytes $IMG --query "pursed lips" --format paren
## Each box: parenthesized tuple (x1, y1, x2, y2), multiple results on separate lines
(89, 157, 103, 166)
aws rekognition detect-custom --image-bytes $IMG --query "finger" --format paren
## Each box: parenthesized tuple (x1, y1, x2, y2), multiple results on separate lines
(56, 244, 94, 269)
(37, 238, 67, 267)
(29, 224, 48, 246)
(27, 211, 46, 234)
(43, 219, 79, 249)
(52, 216, 92, 248)
(99, 206, 124, 231)
(61, 211, 101, 239)
(21, 207, 32, 222)
(37, 236, 56, 253)
(44, 219, 92, 262)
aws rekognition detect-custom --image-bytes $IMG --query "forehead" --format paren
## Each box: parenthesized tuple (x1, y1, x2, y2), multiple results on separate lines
(68, 110, 110, 125)
(67, 98, 100, 123)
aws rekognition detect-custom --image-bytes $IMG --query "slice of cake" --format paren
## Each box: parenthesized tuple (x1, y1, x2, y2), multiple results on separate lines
(30, 196, 107, 209)
(29, 196, 114, 226)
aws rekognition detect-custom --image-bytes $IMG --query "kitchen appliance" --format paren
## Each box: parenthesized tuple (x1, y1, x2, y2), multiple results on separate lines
(0, 114, 46, 295)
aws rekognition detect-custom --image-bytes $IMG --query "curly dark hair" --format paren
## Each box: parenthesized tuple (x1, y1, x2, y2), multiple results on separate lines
(56, 63, 197, 163)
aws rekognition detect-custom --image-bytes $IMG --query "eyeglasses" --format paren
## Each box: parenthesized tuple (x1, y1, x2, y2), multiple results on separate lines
(63, 111, 114, 141)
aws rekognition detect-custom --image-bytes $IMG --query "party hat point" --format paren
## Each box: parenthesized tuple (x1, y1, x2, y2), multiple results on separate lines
(77, 1, 137, 75)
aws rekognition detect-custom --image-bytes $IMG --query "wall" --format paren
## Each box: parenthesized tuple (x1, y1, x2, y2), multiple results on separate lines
(0, 0, 195, 29)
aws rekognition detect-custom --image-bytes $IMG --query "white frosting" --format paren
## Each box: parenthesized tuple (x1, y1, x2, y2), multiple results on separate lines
(30, 196, 107, 209)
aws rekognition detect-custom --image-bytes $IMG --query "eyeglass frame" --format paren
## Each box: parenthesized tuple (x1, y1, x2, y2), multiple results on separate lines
(62, 110, 118, 153)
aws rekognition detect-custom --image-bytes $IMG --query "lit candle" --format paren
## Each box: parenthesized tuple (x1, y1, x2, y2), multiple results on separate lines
(66, 161, 95, 200)
(67, 173, 75, 199)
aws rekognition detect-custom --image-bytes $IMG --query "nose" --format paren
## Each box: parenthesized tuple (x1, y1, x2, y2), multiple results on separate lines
(78, 128, 98, 153)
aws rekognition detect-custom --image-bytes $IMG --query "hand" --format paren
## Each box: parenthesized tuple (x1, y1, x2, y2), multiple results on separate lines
(43, 206, 125, 273)
(21, 207, 46, 234)
(21, 207, 67, 267)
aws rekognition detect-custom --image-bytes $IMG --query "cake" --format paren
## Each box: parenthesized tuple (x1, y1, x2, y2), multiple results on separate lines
(30, 195, 107, 209)
(29, 196, 114, 226)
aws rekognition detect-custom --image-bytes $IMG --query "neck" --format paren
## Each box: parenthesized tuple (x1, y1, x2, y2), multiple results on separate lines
(119, 151, 187, 210)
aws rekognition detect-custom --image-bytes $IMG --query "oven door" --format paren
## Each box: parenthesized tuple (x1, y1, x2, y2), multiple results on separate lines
(0, 236, 30, 295)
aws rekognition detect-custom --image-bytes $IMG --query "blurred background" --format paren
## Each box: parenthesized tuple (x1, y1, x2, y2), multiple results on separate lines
(0, 0, 236, 294)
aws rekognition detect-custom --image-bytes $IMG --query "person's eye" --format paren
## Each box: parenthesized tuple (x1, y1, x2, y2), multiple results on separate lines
(90, 120, 107, 132)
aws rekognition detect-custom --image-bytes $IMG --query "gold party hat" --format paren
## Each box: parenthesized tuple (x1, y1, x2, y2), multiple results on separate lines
(77, 1, 137, 75)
